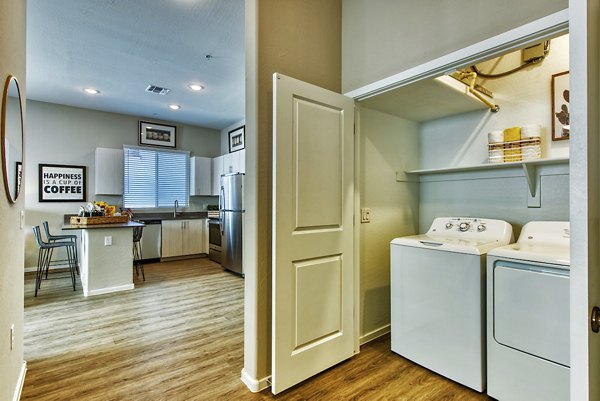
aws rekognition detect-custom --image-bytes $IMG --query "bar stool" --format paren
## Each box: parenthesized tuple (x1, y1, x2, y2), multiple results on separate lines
(43, 221, 79, 275)
(133, 226, 145, 281)
(32, 226, 77, 297)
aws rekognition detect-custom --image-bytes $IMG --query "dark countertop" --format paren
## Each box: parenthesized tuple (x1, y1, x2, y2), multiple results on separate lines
(64, 212, 209, 224)
(62, 221, 145, 230)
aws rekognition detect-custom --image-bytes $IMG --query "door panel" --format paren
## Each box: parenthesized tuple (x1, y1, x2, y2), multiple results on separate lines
(272, 73, 355, 394)
(294, 98, 342, 229)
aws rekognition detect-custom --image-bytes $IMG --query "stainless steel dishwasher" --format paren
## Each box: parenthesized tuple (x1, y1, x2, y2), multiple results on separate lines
(138, 220, 162, 261)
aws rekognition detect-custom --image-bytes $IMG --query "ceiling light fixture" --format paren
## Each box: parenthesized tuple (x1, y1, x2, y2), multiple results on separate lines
(169, 104, 181, 110)
(83, 88, 100, 94)
(188, 84, 204, 91)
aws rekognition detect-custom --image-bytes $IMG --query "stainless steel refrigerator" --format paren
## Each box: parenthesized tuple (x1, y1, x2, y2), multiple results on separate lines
(219, 172, 244, 276)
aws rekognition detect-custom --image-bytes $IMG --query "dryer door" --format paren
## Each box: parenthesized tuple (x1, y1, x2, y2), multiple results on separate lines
(494, 263, 570, 367)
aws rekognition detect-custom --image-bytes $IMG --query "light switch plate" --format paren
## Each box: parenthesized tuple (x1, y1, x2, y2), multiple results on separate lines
(361, 208, 371, 223)
(104, 236, 112, 246)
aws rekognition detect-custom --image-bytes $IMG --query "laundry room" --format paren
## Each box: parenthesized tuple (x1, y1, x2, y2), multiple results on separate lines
(355, 31, 571, 401)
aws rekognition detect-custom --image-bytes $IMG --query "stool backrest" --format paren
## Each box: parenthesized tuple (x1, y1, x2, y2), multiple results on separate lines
(42, 221, 51, 240)
(32, 226, 45, 247)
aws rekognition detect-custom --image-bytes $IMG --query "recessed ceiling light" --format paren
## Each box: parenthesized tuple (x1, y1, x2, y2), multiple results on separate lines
(169, 104, 181, 110)
(188, 84, 204, 91)
(83, 88, 100, 94)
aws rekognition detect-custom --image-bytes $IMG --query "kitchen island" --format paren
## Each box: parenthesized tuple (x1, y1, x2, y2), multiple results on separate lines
(63, 221, 144, 296)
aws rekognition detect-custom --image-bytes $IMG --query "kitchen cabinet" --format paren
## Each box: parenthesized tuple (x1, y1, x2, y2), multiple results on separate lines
(212, 155, 224, 196)
(161, 219, 207, 258)
(95, 147, 123, 195)
(212, 150, 246, 195)
(190, 156, 212, 196)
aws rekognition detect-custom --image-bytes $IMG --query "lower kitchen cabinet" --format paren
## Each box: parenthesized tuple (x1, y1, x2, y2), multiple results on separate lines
(161, 219, 207, 258)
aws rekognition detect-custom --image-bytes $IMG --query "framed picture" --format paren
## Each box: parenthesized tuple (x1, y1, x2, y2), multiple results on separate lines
(15, 161, 22, 196)
(228, 125, 245, 153)
(39, 164, 86, 202)
(551, 71, 570, 141)
(139, 121, 177, 148)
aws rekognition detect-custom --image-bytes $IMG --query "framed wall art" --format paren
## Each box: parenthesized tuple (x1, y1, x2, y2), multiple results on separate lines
(39, 164, 86, 202)
(228, 125, 245, 153)
(139, 121, 177, 148)
(551, 71, 570, 141)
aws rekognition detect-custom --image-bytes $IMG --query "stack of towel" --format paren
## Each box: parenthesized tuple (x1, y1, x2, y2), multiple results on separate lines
(503, 127, 522, 162)
(488, 130, 504, 163)
(520, 124, 542, 161)
(487, 124, 542, 164)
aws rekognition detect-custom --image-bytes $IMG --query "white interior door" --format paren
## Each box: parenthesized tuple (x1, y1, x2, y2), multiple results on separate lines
(272, 73, 355, 394)
(569, 1, 600, 400)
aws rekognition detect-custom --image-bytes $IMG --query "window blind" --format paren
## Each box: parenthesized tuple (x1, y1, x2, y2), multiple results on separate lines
(123, 146, 189, 208)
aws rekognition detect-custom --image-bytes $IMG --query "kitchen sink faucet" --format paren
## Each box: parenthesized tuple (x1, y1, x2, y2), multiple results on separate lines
(174, 199, 179, 218)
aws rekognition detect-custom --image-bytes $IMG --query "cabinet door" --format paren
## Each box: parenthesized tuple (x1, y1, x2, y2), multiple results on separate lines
(95, 148, 124, 195)
(223, 153, 234, 175)
(182, 219, 203, 255)
(237, 149, 245, 173)
(212, 156, 224, 196)
(161, 220, 182, 258)
(190, 157, 212, 196)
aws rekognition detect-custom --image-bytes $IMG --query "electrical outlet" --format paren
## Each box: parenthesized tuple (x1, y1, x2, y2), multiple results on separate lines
(10, 324, 14, 351)
(361, 208, 371, 223)
(104, 236, 112, 246)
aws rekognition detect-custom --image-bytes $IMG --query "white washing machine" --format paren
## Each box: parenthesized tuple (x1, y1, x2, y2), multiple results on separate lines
(390, 217, 513, 392)
(487, 221, 570, 401)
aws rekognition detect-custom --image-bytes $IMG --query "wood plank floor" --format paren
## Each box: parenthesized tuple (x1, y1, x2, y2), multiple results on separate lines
(22, 258, 490, 400)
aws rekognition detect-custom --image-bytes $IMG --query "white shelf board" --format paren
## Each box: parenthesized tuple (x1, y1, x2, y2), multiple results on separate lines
(406, 157, 569, 175)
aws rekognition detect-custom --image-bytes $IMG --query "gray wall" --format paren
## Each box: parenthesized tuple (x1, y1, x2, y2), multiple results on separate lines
(23, 100, 221, 268)
(341, 0, 568, 92)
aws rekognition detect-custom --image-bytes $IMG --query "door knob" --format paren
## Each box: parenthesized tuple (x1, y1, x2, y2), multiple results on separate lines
(592, 306, 600, 333)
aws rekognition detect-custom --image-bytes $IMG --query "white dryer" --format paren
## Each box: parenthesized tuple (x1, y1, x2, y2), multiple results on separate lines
(487, 221, 570, 401)
(390, 217, 513, 392)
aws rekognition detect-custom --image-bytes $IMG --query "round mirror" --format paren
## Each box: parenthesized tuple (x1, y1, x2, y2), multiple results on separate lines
(1, 76, 24, 204)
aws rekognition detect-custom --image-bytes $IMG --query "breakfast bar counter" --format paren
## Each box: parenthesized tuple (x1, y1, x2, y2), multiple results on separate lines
(63, 221, 144, 296)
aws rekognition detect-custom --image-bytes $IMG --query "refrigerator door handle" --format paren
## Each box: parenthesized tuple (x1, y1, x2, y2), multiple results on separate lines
(219, 185, 225, 235)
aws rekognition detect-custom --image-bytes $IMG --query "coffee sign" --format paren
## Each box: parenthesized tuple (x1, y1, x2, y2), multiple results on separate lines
(39, 164, 87, 202)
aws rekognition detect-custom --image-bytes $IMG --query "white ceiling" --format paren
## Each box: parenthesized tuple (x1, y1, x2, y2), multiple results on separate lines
(26, 0, 245, 130)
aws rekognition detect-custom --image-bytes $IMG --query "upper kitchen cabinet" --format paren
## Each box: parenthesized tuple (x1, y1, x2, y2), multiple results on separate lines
(212, 155, 224, 196)
(95, 147, 124, 195)
(190, 156, 212, 196)
(212, 150, 245, 195)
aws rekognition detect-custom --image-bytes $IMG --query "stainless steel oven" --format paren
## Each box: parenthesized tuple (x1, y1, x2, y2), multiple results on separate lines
(208, 218, 222, 264)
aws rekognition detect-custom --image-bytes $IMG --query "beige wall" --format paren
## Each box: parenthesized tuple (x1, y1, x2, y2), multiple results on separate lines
(341, 0, 568, 92)
(244, 0, 342, 385)
(0, 0, 26, 399)
(358, 107, 419, 340)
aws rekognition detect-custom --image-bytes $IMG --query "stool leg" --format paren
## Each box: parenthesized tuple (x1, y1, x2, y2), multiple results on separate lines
(138, 242, 145, 281)
(35, 248, 44, 297)
(73, 238, 80, 275)
(67, 244, 76, 291)
(45, 248, 54, 279)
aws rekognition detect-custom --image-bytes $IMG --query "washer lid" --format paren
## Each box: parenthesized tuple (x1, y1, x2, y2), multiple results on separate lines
(391, 234, 507, 255)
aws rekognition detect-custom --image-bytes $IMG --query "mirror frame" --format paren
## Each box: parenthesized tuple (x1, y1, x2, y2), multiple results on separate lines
(1, 75, 24, 204)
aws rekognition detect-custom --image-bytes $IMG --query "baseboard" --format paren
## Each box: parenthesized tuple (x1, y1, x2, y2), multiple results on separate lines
(360, 324, 390, 345)
(24, 264, 69, 273)
(84, 284, 135, 297)
(12, 361, 27, 401)
(241, 368, 270, 393)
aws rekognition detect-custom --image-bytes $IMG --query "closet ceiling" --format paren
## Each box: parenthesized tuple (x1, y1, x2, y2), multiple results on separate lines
(26, 0, 245, 129)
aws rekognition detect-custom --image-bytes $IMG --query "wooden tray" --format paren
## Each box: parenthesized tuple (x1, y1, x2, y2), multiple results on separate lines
(70, 215, 129, 225)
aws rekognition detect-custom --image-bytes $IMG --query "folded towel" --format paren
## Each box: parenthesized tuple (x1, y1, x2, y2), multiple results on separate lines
(504, 127, 522, 162)
(488, 130, 504, 143)
(521, 124, 542, 138)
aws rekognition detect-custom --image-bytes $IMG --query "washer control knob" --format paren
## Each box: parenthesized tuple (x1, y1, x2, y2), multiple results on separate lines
(445, 223, 453, 229)
(477, 224, 486, 232)
(458, 222, 470, 232)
